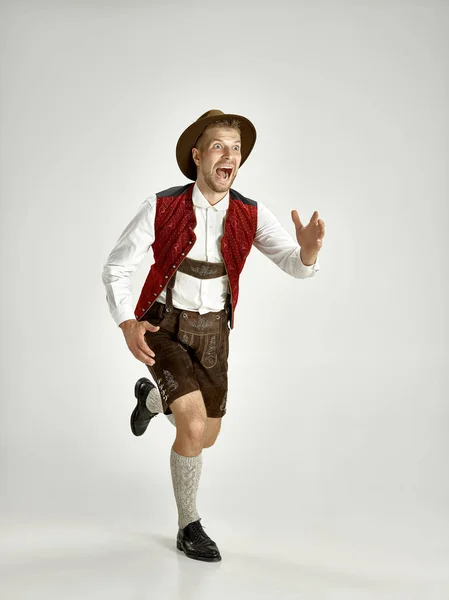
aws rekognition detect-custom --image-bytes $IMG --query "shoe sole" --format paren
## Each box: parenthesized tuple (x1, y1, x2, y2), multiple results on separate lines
(130, 378, 155, 437)
(176, 541, 222, 562)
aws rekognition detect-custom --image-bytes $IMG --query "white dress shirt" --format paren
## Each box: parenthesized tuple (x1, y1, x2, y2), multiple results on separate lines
(102, 182, 320, 327)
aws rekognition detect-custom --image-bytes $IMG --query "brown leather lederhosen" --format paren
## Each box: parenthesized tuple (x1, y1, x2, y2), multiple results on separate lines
(142, 257, 232, 418)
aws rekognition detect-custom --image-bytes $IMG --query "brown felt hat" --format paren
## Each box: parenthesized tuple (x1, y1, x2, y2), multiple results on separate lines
(176, 109, 257, 181)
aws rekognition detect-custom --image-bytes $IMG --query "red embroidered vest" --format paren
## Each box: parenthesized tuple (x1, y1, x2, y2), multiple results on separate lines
(134, 182, 258, 328)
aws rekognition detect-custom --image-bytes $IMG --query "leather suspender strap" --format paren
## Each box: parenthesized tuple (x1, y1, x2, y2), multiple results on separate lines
(225, 290, 232, 326)
(165, 270, 177, 313)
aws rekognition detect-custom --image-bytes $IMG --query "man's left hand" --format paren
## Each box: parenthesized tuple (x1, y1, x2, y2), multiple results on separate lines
(291, 209, 325, 265)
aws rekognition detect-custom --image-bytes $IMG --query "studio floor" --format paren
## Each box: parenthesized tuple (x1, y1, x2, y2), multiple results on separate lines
(1, 515, 448, 600)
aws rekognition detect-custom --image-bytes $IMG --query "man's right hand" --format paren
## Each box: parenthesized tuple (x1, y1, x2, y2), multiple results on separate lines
(119, 319, 159, 365)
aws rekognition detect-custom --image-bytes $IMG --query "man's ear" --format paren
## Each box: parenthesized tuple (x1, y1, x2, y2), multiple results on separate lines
(192, 147, 200, 167)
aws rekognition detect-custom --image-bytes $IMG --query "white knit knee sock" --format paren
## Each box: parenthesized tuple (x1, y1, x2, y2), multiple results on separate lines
(170, 448, 202, 529)
(145, 386, 163, 413)
(145, 387, 176, 426)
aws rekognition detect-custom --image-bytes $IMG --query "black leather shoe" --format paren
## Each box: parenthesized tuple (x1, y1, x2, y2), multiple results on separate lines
(130, 377, 159, 436)
(176, 519, 222, 562)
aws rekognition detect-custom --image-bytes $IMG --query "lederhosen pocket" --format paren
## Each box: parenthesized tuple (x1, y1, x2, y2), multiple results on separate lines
(177, 310, 223, 369)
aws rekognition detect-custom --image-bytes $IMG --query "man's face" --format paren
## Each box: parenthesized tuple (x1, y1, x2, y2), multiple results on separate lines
(192, 126, 242, 194)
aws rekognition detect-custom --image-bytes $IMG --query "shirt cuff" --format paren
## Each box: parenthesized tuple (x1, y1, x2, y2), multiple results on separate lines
(111, 306, 137, 328)
(297, 250, 320, 276)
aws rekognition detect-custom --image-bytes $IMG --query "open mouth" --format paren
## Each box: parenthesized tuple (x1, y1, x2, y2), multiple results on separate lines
(215, 167, 233, 182)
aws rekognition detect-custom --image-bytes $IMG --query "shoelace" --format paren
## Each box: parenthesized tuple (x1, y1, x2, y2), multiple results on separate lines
(189, 520, 209, 543)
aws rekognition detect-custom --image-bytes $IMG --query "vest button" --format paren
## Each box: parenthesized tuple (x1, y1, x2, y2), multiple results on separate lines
(189, 241, 192, 244)
(172, 265, 176, 268)
(159, 284, 163, 287)
(181, 252, 185, 256)
(153, 293, 157, 296)
(165, 275, 168, 278)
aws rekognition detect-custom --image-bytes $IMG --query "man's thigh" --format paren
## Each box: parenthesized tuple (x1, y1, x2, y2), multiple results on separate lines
(170, 390, 207, 425)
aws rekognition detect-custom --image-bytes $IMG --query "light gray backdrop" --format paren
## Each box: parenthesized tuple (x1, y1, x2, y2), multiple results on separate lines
(1, 1, 448, 598)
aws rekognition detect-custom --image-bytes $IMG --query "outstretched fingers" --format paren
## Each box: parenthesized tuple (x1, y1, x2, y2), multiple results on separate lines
(292, 209, 322, 229)
(310, 211, 320, 224)
(291, 209, 303, 230)
(317, 218, 325, 239)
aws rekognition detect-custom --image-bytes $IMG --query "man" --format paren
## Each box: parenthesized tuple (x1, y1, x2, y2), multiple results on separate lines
(102, 109, 325, 563)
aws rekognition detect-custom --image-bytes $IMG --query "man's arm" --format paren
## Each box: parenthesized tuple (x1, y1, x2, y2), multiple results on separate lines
(252, 202, 320, 278)
(101, 195, 157, 326)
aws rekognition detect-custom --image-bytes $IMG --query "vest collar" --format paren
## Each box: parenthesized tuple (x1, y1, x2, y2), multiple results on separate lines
(193, 181, 229, 211)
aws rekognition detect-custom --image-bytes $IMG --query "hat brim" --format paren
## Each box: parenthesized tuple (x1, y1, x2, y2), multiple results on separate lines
(176, 113, 257, 181)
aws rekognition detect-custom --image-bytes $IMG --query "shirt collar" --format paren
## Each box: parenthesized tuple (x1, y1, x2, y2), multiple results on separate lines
(192, 181, 229, 211)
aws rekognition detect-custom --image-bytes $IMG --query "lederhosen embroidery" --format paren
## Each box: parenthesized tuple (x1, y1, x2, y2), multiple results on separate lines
(178, 311, 222, 369)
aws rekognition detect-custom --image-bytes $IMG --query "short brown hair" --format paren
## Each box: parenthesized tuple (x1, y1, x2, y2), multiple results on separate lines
(194, 118, 242, 152)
